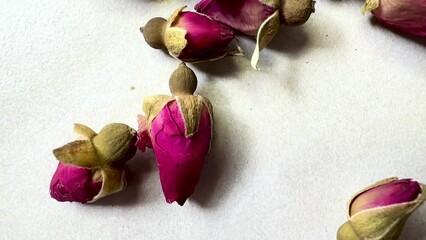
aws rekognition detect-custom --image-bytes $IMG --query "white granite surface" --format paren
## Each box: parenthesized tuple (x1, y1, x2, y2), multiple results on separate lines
(1, 0, 425, 239)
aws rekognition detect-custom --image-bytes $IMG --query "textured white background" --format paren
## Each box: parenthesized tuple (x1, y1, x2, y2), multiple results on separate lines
(1, 0, 425, 239)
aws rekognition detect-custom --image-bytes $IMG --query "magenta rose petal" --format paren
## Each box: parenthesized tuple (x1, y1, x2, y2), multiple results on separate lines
(151, 101, 212, 205)
(195, 0, 276, 35)
(50, 162, 102, 203)
(362, 0, 426, 37)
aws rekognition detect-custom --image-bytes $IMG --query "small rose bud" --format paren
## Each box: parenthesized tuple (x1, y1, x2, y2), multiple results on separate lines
(141, 6, 237, 62)
(195, 0, 315, 69)
(137, 63, 213, 206)
(50, 123, 137, 203)
(362, 0, 426, 37)
(337, 178, 426, 240)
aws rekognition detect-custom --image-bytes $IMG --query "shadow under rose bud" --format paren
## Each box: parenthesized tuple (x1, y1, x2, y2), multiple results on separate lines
(337, 177, 426, 240)
(141, 6, 238, 63)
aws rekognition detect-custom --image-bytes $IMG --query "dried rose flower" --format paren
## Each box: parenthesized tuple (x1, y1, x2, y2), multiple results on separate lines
(141, 6, 239, 63)
(50, 123, 137, 203)
(137, 63, 213, 206)
(337, 178, 426, 240)
(195, 0, 315, 69)
(362, 0, 426, 37)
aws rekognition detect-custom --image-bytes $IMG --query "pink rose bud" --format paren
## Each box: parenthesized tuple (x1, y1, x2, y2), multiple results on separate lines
(137, 63, 213, 205)
(140, 6, 238, 62)
(362, 0, 426, 37)
(350, 179, 421, 215)
(50, 162, 104, 203)
(195, 0, 315, 69)
(50, 123, 137, 203)
(337, 178, 426, 240)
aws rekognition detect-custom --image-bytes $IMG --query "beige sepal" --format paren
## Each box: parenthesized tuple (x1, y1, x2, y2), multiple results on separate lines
(361, 0, 379, 15)
(53, 123, 137, 167)
(337, 178, 426, 240)
(74, 123, 97, 139)
(89, 167, 126, 203)
(53, 140, 99, 168)
(142, 95, 212, 138)
(177, 96, 211, 137)
(164, 6, 188, 57)
(143, 94, 174, 129)
(251, 10, 281, 70)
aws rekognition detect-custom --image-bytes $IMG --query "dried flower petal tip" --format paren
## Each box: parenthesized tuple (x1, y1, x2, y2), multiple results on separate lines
(195, 0, 315, 69)
(337, 178, 426, 240)
(140, 6, 237, 62)
(361, 0, 426, 37)
(140, 63, 213, 205)
(50, 123, 137, 203)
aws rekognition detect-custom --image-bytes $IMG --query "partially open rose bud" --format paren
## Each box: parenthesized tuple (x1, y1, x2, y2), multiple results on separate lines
(137, 63, 213, 206)
(141, 6, 238, 62)
(195, 0, 315, 69)
(50, 123, 137, 203)
(337, 178, 426, 240)
(362, 0, 426, 37)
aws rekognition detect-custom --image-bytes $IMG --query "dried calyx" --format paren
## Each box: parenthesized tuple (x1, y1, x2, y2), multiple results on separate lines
(169, 63, 197, 96)
(280, 0, 316, 26)
(140, 17, 167, 50)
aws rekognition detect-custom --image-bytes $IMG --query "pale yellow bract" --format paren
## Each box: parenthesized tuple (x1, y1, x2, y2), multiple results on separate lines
(164, 6, 188, 57)
(251, 10, 281, 70)
(362, 0, 380, 14)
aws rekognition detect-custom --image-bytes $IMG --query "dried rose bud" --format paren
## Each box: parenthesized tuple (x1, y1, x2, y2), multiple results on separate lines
(50, 123, 137, 203)
(141, 6, 237, 62)
(137, 63, 213, 206)
(195, 0, 315, 69)
(362, 0, 426, 37)
(337, 178, 426, 240)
